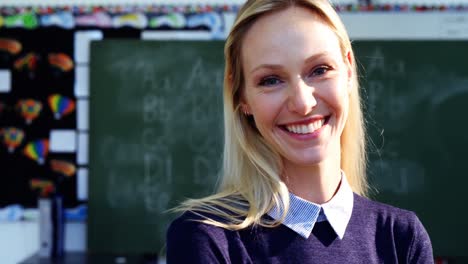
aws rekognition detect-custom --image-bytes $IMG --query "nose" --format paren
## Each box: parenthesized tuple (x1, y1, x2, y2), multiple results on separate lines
(287, 79, 317, 115)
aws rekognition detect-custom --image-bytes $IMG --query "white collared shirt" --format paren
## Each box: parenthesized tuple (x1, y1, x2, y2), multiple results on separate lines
(268, 172, 354, 239)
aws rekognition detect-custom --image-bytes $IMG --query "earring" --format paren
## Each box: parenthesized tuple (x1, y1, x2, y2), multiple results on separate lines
(241, 104, 250, 116)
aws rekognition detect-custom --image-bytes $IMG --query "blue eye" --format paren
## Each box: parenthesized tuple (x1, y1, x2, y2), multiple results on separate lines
(258, 76, 283, 87)
(311, 66, 330, 76)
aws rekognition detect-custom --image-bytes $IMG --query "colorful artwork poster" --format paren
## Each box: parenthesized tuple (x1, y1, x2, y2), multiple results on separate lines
(0, 28, 78, 208)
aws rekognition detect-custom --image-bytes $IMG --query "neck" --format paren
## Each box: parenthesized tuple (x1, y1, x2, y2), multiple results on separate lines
(282, 156, 342, 204)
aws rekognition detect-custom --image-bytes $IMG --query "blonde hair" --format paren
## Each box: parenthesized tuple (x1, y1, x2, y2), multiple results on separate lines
(175, 0, 368, 230)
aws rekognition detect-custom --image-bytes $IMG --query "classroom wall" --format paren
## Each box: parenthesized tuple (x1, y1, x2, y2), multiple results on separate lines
(1, 0, 468, 263)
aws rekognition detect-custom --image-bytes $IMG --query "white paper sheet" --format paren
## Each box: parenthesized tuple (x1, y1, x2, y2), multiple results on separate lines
(77, 99, 89, 130)
(77, 133, 89, 165)
(49, 130, 76, 152)
(0, 70, 11, 93)
(74, 65, 89, 97)
(77, 168, 88, 201)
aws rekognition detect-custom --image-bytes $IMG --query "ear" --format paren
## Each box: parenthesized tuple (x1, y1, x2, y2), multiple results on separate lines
(239, 87, 252, 116)
(345, 51, 353, 93)
(240, 102, 251, 116)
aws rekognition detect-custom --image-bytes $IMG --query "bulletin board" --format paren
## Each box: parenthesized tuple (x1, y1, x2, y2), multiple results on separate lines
(0, 29, 78, 208)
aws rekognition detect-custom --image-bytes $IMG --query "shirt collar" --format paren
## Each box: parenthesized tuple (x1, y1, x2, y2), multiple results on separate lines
(267, 171, 354, 240)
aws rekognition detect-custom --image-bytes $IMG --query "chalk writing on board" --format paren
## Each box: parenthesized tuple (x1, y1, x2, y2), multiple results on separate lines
(186, 59, 223, 150)
(141, 153, 171, 212)
(366, 80, 384, 117)
(193, 154, 219, 186)
(365, 48, 385, 74)
(109, 51, 159, 84)
(365, 47, 405, 76)
(140, 183, 170, 213)
(430, 77, 468, 107)
(97, 44, 225, 214)
(100, 136, 143, 167)
(129, 54, 223, 197)
(366, 80, 413, 133)
(144, 152, 172, 185)
(183, 57, 223, 91)
(141, 128, 168, 152)
(366, 60, 468, 137)
(139, 56, 223, 130)
(143, 95, 171, 123)
(89, 41, 231, 254)
(105, 154, 172, 212)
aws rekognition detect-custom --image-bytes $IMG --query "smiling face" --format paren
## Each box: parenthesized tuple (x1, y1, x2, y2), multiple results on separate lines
(241, 6, 352, 171)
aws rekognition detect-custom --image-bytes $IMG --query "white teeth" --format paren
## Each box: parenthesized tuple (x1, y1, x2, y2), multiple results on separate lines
(285, 119, 325, 134)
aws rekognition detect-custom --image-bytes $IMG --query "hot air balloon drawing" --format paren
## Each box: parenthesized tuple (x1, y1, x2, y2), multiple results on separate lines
(0, 38, 22, 55)
(1, 127, 25, 153)
(23, 139, 49, 165)
(14, 52, 39, 71)
(50, 159, 76, 177)
(16, 99, 42, 124)
(48, 53, 74, 72)
(30, 179, 55, 197)
(48, 94, 75, 120)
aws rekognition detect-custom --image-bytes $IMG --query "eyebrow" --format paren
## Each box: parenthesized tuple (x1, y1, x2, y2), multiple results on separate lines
(249, 52, 331, 74)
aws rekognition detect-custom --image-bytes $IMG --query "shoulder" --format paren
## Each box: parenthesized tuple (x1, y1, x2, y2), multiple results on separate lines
(166, 211, 233, 263)
(353, 194, 434, 263)
(353, 193, 425, 233)
(167, 210, 231, 244)
(353, 193, 417, 224)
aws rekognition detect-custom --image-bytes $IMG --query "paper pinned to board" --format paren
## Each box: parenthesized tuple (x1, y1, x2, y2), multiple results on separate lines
(0, 70, 11, 93)
(74, 65, 89, 97)
(50, 130, 76, 153)
(77, 168, 88, 201)
(77, 133, 88, 165)
(76, 99, 89, 130)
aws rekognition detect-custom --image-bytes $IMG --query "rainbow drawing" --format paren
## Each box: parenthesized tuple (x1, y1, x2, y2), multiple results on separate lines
(14, 52, 39, 71)
(50, 159, 76, 177)
(48, 94, 75, 120)
(16, 99, 42, 124)
(30, 179, 54, 197)
(48, 53, 74, 72)
(23, 139, 49, 165)
(1, 127, 25, 153)
(0, 38, 22, 55)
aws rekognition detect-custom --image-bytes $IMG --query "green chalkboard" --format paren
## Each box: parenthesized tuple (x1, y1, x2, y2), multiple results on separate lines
(88, 40, 225, 254)
(354, 41, 468, 258)
(88, 40, 468, 258)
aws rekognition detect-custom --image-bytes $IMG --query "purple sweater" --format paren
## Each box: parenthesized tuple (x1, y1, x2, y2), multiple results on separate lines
(166, 194, 433, 263)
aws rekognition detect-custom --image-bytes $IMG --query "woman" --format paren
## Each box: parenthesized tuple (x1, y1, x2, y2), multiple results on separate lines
(166, 0, 433, 263)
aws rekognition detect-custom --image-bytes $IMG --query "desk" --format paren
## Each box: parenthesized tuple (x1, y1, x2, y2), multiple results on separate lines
(20, 252, 159, 264)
